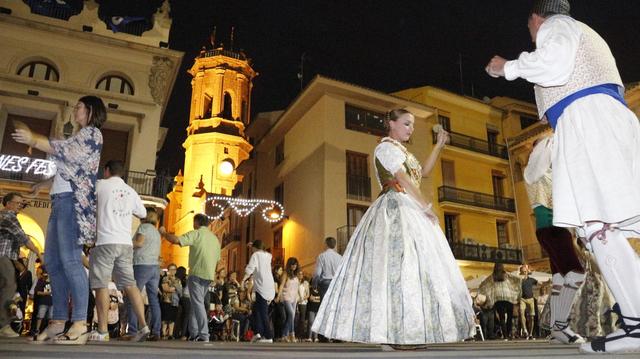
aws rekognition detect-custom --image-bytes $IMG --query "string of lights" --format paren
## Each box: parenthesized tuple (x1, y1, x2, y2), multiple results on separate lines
(204, 195, 285, 223)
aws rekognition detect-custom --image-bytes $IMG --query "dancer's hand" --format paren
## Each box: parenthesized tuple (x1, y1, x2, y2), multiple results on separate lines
(485, 55, 506, 78)
(435, 130, 449, 149)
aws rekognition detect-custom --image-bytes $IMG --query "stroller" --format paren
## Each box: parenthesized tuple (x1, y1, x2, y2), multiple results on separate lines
(208, 304, 229, 341)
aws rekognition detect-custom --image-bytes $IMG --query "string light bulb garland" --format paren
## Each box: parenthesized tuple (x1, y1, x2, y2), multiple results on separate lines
(203, 195, 285, 223)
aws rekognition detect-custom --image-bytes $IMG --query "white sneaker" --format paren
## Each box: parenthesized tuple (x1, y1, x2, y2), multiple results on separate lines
(0, 324, 18, 338)
(550, 327, 585, 344)
(257, 338, 273, 343)
(250, 334, 262, 343)
(88, 330, 110, 342)
(580, 329, 640, 354)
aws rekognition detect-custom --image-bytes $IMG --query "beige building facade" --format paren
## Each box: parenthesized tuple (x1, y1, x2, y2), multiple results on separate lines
(0, 0, 182, 256)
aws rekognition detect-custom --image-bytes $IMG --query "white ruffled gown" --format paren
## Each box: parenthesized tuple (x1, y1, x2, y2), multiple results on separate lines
(311, 138, 475, 344)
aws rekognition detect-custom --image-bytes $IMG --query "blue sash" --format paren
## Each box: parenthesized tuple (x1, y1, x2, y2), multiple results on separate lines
(545, 83, 627, 129)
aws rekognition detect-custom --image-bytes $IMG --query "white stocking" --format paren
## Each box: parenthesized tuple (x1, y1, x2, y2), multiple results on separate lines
(581, 223, 640, 353)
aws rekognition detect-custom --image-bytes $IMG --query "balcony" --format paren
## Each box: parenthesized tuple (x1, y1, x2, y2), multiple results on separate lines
(0, 168, 50, 183)
(201, 49, 247, 60)
(438, 186, 515, 213)
(450, 241, 523, 265)
(24, 0, 82, 21)
(346, 175, 371, 201)
(123, 170, 173, 200)
(433, 130, 508, 159)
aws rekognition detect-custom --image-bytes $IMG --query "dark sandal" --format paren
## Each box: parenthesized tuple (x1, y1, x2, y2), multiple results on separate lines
(54, 331, 89, 345)
(588, 304, 640, 353)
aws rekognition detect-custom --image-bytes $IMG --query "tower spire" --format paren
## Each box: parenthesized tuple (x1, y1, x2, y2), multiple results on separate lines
(209, 26, 217, 49)
(230, 26, 235, 51)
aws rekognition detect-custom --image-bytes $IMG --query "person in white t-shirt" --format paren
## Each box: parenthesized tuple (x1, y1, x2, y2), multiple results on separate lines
(89, 160, 149, 342)
(241, 240, 275, 343)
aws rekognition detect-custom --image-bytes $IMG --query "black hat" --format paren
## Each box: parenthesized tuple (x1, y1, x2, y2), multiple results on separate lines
(531, 0, 570, 16)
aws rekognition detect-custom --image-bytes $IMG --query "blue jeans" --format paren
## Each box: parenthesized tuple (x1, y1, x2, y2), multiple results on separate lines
(251, 293, 272, 339)
(45, 192, 88, 322)
(282, 300, 296, 337)
(187, 275, 211, 341)
(127, 264, 161, 335)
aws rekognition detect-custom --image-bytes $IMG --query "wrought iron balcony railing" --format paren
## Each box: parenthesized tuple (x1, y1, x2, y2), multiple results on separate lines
(122, 170, 173, 199)
(201, 49, 247, 60)
(433, 130, 508, 159)
(438, 186, 516, 212)
(346, 175, 371, 201)
(450, 241, 523, 265)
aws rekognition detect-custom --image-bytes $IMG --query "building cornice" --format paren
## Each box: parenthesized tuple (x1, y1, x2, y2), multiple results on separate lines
(0, 13, 182, 59)
(253, 75, 436, 152)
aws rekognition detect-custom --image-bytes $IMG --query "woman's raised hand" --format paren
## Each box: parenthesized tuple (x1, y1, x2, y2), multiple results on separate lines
(12, 128, 34, 146)
(435, 130, 449, 149)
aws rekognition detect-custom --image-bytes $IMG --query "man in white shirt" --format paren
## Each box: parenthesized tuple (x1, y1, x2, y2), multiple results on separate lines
(312, 237, 342, 300)
(89, 160, 149, 342)
(242, 240, 275, 343)
(486, 0, 640, 354)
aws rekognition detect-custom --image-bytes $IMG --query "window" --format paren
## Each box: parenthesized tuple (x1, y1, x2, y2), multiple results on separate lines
(444, 213, 460, 244)
(345, 104, 386, 136)
(492, 171, 505, 198)
(274, 183, 284, 207)
(221, 92, 233, 120)
(17, 61, 59, 82)
(342, 204, 368, 253)
(520, 115, 538, 130)
(347, 204, 368, 228)
(487, 129, 499, 155)
(202, 94, 212, 119)
(497, 221, 509, 247)
(272, 228, 284, 266)
(1, 114, 52, 159)
(438, 114, 451, 131)
(100, 128, 129, 171)
(275, 140, 284, 166)
(96, 75, 134, 95)
(441, 160, 455, 187)
(346, 151, 371, 201)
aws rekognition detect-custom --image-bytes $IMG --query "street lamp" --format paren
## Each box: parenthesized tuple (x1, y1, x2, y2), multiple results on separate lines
(218, 158, 234, 177)
(63, 120, 74, 138)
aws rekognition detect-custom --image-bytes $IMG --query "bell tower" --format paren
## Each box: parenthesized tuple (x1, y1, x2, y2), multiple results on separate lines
(164, 44, 256, 267)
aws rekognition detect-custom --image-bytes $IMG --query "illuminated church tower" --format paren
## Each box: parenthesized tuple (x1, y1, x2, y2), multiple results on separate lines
(164, 43, 256, 267)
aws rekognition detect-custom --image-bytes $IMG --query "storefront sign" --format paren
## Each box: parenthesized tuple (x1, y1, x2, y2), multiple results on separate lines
(0, 154, 56, 177)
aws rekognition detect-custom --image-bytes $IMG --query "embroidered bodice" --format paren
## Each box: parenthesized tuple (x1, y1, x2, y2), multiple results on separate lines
(374, 137, 422, 190)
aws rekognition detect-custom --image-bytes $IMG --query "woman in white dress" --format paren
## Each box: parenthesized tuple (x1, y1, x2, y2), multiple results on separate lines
(311, 109, 475, 345)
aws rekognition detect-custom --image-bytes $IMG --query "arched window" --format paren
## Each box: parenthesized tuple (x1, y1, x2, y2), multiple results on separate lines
(17, 61, 59, 82)
(96, 75, 134, 95)
(221, 92, 233, 120)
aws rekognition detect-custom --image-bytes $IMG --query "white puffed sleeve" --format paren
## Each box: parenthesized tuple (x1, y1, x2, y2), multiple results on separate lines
(374, 142, 406, 175)
(504, 15, 582, 87)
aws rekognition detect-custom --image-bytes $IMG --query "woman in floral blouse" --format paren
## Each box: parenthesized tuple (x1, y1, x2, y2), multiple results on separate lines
(13, 96, 105, 344)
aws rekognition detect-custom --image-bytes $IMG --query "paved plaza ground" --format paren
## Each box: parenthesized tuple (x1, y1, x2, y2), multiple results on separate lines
(1, 337, 637, 359)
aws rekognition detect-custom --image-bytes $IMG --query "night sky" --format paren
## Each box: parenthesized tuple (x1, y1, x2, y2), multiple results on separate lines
(156, 0, 640, 175)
